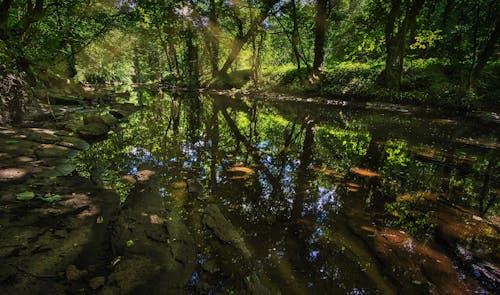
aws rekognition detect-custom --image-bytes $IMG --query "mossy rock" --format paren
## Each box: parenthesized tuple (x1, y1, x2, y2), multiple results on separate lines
(78, 122, 110, 138)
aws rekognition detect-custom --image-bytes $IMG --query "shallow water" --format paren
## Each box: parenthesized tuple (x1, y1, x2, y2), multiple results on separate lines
(75, 89, 499, 294)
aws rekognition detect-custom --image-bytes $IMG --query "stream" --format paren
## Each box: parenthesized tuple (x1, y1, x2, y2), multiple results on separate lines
(1, 88, 499, 294)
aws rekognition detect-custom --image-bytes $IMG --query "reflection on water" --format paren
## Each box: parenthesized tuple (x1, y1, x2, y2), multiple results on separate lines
(78, 89, 499, 294)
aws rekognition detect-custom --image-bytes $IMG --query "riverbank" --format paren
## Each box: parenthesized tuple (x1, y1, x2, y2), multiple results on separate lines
(213, 60, 499, 113)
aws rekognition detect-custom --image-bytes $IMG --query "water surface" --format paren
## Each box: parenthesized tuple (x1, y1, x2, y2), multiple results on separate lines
(78, 90, 499, 294)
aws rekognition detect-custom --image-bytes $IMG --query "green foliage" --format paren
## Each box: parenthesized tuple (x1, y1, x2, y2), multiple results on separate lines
(385, 193, 437, 238)
(16, 191, 35, 201)
(315, 125, 371, 172)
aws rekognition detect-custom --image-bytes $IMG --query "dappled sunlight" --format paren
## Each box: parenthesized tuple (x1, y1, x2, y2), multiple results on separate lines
(68, 92, 498, 293)
(29, 128, 57, 136)
(0, 128, 17, 135)
(364, 226, 482, 294)
(0, 167, 28, 182)
(350, 167, 381, 177)
(30, 193, 100, 219)
(16, 156, 36, 163)
(136, 170, 156, 182)
(313, 167, 345, 179)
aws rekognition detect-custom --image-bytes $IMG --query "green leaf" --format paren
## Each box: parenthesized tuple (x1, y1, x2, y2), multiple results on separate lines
(16, 191, 36, 201)
(126, 240, 134, 247)
(39, 193, 62, 203)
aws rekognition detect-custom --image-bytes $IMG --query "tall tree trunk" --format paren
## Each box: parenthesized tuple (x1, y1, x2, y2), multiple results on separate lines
(185, 30, 199, 89)
(208, 0, 219, 78)
(312, 0, 328, 76)
(168, 40, 180, 77)
(156, 26, 175, 75)
(469, 0, 481, 84)
(381, 0, 425, 90)
(133, 45, 141, 84)
(67, 43, 77, 78)
(291, 0, 302, 78)
(0, 0, 11, 40)
(290, 117, 315, 221)
(469, 17, 499, 87)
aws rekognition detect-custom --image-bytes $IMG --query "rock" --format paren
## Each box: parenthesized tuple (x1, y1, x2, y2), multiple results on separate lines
(187, 179, 203, 193)
(54, 162, 77, 176)
(201, 260, 219, 274)
(78, 122, 109, 138)
(100, 113, 119, 126)
(245, 272, 271, 295)
(56, 137, 89, 150)
(66, 265, 88, 281)
(0, 264, 16, 283)
(89, 276, 106, 289)
(27, 131, 60, 144)
(63, 119, 85, 132)
(136, 170, 155, 182)
(35, 144, 75, 158)
(172, 181, 187, 190)
(110, 104, 137, 119)
(121, 175, 137, 185)
(203, 204, 251, 259)
(0, 167, 28, 183)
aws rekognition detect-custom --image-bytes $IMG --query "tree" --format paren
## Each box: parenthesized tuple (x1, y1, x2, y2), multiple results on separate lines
(312, 0, 329, 77)
(379, 0, 426, 90)
(469, 15, 499, 87)
(217, 0, 280, 77)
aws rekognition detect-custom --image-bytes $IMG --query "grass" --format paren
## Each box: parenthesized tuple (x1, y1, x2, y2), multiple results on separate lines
(253, 59, 500, 112)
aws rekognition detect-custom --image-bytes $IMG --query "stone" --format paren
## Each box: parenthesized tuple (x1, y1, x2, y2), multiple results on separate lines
(27, 131, 60, 144)
(89, 276, 106, 289)
(78, 122, 109, 138)
(100, 113, 119, 126)
(203, 204, 251, 259)
(56, 137, 89, 150)
(187, 179, 203, 193)
(202, 260, 219, 274)
(35, 144, 74, 158)
(66, 265, 88, 281)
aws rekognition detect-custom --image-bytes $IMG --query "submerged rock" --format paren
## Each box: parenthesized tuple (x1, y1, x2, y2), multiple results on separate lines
(203, 204, 251, 259)
(245, 272, 271, 295)
(89, 276, 106, 289)
(187, 178, 203, 194)
(66, 265, 88, 281)
(107, 187, 196, 293)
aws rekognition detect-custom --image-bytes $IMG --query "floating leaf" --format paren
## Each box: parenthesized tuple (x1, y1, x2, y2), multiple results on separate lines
(40, 193, 62, 203)
(126, 240, 134, 247)
(16, 191, 35, 201)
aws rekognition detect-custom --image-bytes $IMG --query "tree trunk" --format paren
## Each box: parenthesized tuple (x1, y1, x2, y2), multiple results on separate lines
(0, 0, 11, 40)
(185, 30, 199, 89)
(381, 0, 425, 90)
(312, 0, 328, 76)
(208, 0, 219, 78)
(218, 0, 279, 77)
(67, 43, 77, 78)
(169, 40, 180, 77)
(156, 26, 175, 75)
(469, 18, 499, 87)
(133, 45, 141, 84)
(291, 0, 302, 78)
